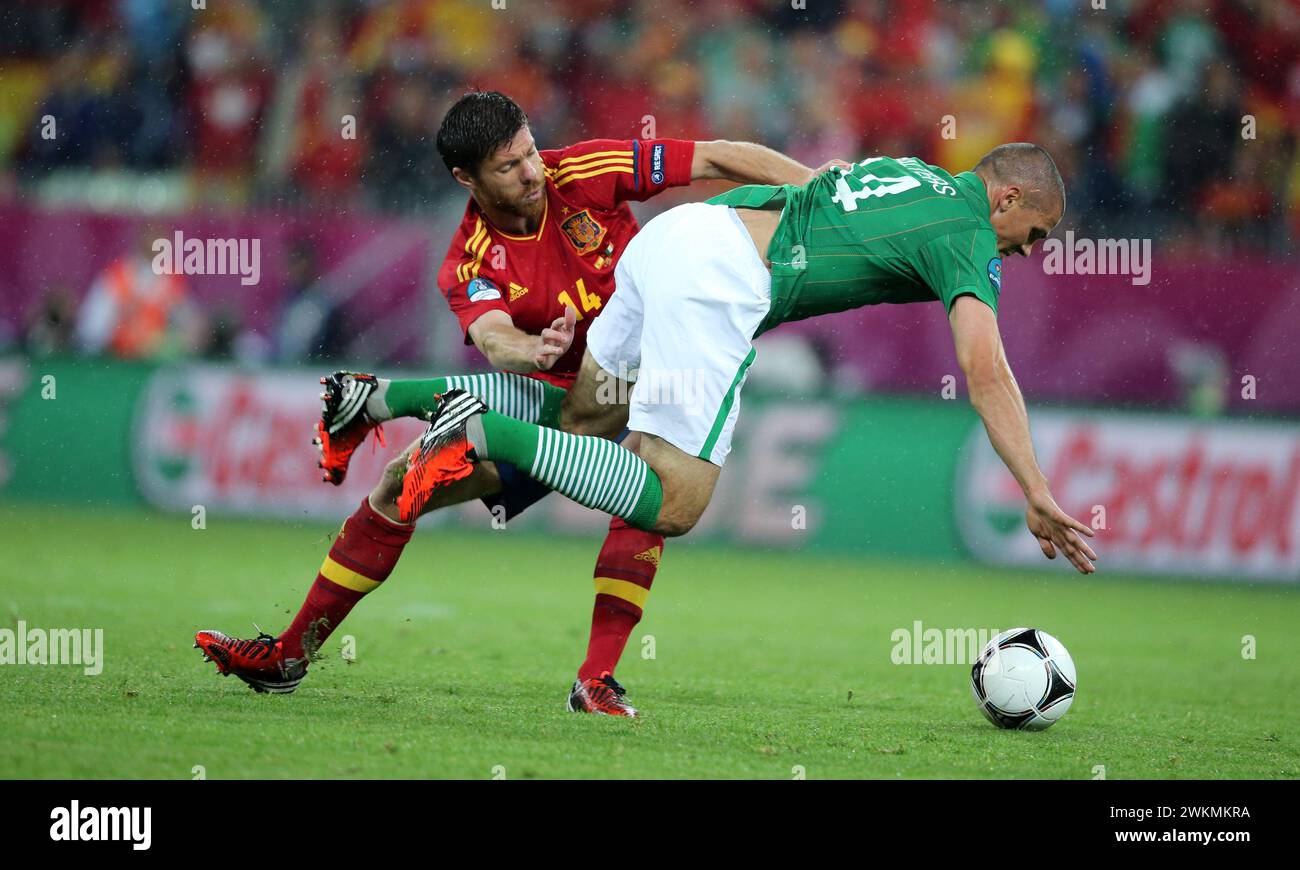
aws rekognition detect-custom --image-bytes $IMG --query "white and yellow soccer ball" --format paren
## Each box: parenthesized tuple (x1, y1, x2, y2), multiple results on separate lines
(970, 628, 1076, 731)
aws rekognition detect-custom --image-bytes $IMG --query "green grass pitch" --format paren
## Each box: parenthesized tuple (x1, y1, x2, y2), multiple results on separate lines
(1, 502, 1296, 779)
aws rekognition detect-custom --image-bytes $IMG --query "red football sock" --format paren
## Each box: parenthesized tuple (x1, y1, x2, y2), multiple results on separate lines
(579, 518, 663, 681)
(281, 497, 414, 660)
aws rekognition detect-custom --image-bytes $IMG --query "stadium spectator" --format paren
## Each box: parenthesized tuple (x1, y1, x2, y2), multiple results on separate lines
(183, 0, 272, 204)
(23, 286, 77, 358)
(260, 11, 365, 206)
(75, 229, 203, 360)
(362, 74, 443, 213)
(274, 241, 347, 364)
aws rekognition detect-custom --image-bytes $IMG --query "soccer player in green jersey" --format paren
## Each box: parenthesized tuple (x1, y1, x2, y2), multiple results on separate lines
(399, 143, 1099, 575)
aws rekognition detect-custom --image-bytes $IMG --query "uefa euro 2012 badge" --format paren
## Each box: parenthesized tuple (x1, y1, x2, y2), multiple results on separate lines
(467, 277, 502, 302)
(987, 257, 1002, 292)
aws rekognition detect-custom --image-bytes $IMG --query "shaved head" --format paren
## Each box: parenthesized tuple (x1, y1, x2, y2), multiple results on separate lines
(974, 143, 1065, 215)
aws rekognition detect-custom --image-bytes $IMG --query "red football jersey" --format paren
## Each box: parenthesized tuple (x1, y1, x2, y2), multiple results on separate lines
(438, 138, 695, 388)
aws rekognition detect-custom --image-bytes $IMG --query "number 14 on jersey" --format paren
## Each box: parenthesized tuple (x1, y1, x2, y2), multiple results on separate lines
(557, 278, 603, 320)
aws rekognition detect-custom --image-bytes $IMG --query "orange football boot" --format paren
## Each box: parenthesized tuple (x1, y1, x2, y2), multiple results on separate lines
(396, 389, 485, 521)
(313, 371, 385, 485)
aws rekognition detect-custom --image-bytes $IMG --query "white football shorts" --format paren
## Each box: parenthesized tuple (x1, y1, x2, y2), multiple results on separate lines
(586, 202, 772, 466)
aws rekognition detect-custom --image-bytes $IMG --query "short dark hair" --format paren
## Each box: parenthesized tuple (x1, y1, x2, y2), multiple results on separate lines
(435, 91, 529, 176)
(974, 142, 1065, 214)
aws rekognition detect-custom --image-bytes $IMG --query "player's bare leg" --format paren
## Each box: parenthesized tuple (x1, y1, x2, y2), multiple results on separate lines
(632, 432, 719, 537)
(558, 350, 718, 535)
(560, 349, 629, 438)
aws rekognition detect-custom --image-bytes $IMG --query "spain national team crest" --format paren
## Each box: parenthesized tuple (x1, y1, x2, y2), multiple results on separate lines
(560, 209, 606, 255)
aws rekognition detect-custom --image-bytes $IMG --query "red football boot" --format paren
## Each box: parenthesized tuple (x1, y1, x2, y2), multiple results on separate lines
(566, 672, 640, 718)
(193, 629, 308, 694)
(313, 371, 385, 485)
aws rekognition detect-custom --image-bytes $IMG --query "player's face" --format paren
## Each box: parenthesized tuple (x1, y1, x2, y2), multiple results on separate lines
(990, 190, 1060, 258)
(472, 127, 546, 221)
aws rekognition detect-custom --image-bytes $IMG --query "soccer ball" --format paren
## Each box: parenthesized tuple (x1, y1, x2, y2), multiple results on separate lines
(970, 628, 1076, 730)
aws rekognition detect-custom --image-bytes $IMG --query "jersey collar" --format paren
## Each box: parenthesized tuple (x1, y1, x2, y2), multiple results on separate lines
(472, 194, 549, 242)
(954, 171, 995, 230)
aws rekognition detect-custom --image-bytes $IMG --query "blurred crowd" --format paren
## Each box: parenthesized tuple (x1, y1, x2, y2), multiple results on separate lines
(1, 0, 1298, 364)
(2, 0, 1298, 242)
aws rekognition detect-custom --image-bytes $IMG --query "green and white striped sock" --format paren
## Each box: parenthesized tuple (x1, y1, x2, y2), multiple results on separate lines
(372, 372, 564, 426)
(467, 410, 663, 530)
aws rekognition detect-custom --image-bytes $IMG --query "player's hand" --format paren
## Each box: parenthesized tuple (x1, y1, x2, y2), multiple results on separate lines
(809, 158, 852, 181)
(1025, 493, 1098, 574)
(534, 305, 577, 370)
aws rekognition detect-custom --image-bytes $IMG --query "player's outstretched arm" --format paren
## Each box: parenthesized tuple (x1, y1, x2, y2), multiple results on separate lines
(467, 307, 576, 373)
(690, 140, 842, 187)
(949, 296, 1098, 574)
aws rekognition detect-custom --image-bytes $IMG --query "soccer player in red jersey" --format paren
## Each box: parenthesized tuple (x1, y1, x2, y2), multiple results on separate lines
(195, 91, 832, 715)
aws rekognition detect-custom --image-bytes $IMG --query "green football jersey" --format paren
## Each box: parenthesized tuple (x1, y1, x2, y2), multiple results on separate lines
(706, 156, 1002, 336)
